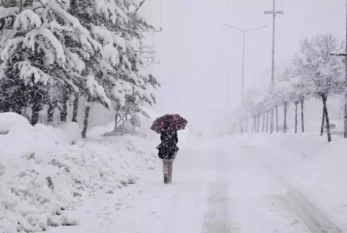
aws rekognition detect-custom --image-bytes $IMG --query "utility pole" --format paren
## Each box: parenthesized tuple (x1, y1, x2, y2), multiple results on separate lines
(222, 23, 267, 105)
(344, 0, 347, 137)
(331, 0, 347, 138)
(344, 0, 347, 138)
(264, 0, 283, 134)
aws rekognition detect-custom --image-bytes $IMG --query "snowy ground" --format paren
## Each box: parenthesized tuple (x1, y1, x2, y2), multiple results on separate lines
(2, 113, 347, 233)
(0, 113, 160, 233)
(41, 133, 347, 233)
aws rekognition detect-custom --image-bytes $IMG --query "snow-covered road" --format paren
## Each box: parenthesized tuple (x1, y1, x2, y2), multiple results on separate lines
(47, 140, 341, 233)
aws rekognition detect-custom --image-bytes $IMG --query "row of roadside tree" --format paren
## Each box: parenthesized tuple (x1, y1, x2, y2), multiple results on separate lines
(232, 34, 345, 142)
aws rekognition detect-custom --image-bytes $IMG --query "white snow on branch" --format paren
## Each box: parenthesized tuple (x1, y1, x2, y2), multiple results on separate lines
(86, 75, 111, 109)
(13, 9, 41, 31)
(48, 2, 89, 35)
(111, 85, 126, 106)
(68, 51, 85, 73)
(0, 68, 5, 80)
(24, 27, 66, 63)
(111, 81, 134, 106)
(122, 56, 132, 69)
(113, 34, 126, 51)
(15, 61, 54, 85)
(113, 3, 128, 22)
(1, 37, 24, 62)
(103, 43, 120, 66)
(92, 25, 113, 44)
(91, 25, 126, 51)
(95, 0, 128, 24)
(0, 7, 18, 18)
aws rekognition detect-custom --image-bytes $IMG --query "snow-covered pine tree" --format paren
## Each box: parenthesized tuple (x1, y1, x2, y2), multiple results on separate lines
(68, 0, 159, 133)
(0, 0, 111, 126)
(293, 34, 345, 142)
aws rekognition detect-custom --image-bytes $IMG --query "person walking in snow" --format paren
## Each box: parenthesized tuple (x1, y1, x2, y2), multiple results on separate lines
(151, 114, 187, 184)
(157, 126, 179, 184)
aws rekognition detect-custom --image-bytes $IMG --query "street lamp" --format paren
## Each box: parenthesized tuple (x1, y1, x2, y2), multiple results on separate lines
(222, 23, 267, 104)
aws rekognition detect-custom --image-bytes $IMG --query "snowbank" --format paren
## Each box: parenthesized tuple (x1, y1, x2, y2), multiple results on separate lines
(0, 112, 32, 134)
(222, 133, 347, 232)
(290, 138, 347, 232)
(0, 113, 158, 233)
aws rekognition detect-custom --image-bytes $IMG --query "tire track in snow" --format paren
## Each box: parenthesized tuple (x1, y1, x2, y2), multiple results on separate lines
(202, 179, 240, 233)
(242, 145, 343, 233)
(201, 153, 240, 233)
(284, 183, 342, 233)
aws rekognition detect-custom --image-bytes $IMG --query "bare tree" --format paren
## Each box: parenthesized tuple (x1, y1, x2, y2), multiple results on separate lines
(294, 101, 299, 133)
(294, 34, 344, 142)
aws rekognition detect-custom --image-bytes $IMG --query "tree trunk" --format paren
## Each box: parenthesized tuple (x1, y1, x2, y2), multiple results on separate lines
(243, 119, 245, 133)
(60, 103, 68, 122)
(30, 103, 41, 126)
(262, 112, 265, 132)
(275, 106, 279, 133)
(322, 95, 332, 142)
(246, 118, 249, 133)
(251, 118, 253, 132)
(270, 107, 274, 133)
(60, 89, 69, 122)
(283, 102, 288, 133)
(81, 102, 91, 139)
(257, 114, 260, 132)
(240, 120, 243, 134)
(72, 93, 79, 122)
(0, 101, 10, 112)
(320, 106, 325, 136)
(19, 0, 23, 12)
(47, 103, 54, 123)
(114, 112, 119, 131)
(301, 99, 305, 133)
(266, 112, 269, 132)
(295, 102, 298, 133)
(12, 106, 22, 114)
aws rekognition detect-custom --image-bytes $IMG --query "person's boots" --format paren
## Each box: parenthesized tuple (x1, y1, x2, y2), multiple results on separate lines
(164, 173, 168, 184)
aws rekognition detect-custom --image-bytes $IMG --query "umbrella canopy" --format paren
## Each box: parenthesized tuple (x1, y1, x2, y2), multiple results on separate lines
(151, 114, 188, 134)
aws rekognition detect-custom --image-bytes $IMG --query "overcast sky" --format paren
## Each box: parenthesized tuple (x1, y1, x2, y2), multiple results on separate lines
(139, 0, 346, 132)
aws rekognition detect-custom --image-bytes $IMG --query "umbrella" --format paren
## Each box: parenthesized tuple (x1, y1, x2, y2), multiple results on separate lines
(151, 114, 188, 134)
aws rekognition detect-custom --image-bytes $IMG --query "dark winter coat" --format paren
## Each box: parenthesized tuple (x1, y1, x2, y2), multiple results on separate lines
(157, 130, 179, 160)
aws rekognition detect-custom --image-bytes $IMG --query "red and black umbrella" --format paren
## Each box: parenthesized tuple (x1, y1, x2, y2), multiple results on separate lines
(151, 114, 188, 134)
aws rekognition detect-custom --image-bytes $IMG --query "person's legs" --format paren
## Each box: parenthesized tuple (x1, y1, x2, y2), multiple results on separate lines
(163, 159, 169, 184)
(168, 159, 174, 183)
